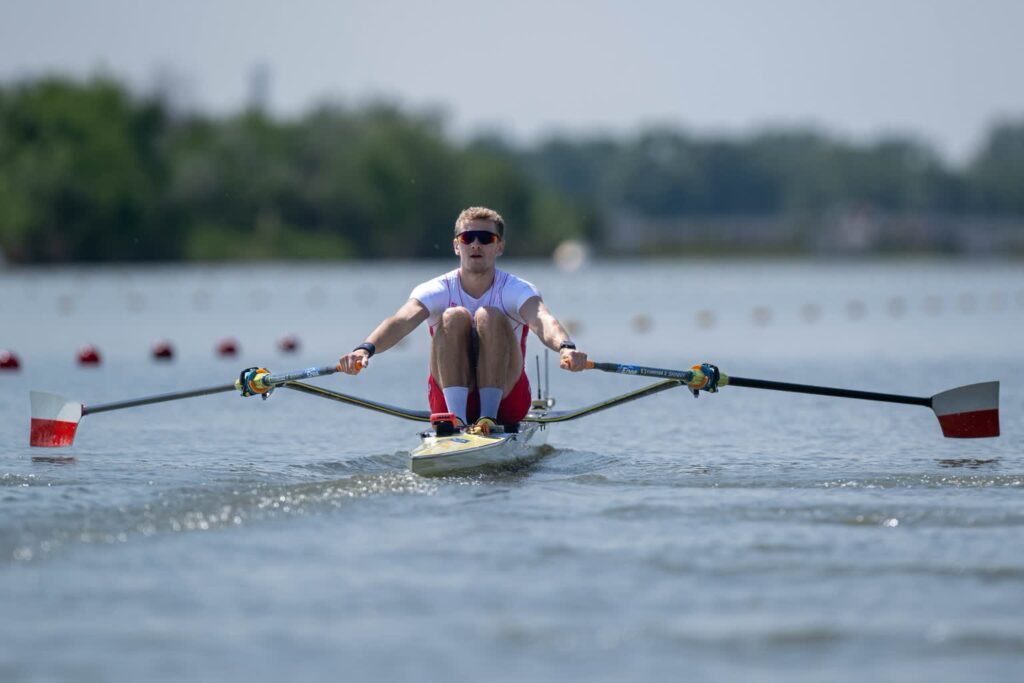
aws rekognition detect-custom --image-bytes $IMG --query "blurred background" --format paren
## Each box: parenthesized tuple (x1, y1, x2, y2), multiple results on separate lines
(1, 0, 1023, 265)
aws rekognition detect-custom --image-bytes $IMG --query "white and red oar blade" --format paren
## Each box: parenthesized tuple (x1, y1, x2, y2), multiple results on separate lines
(30, 391, 83, 447)
(931, 382, 999, 438)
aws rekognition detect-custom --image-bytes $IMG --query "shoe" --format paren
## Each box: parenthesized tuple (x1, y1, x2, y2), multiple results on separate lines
(430, 412, 465, 437)
(467, 417, 498, 436)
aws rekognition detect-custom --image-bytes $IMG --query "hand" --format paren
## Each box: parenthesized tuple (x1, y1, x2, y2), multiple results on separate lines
(559, 348, 588, 372)
(336, 351, 368, 374)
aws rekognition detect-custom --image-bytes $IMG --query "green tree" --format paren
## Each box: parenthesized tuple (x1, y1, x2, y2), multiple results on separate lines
(0, 77, 173, 262)
(969, 119, 1024, 214)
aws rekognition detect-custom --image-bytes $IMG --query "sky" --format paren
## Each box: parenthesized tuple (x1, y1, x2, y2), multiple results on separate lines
(2, 0, 1023, 163)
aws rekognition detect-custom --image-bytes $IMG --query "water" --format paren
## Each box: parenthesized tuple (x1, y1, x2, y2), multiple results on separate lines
(1, 260, 1023, 681)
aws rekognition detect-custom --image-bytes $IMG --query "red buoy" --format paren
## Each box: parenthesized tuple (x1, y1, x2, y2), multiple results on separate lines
(152, 340, 175, 361)
(77, 345, 101, 366)
(278, 334, 300, 353)
(217, 338, 238, 357)
(0, 349, 20, 370)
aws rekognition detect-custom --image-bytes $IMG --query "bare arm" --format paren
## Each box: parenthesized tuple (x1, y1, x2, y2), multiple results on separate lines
(519, 296, 588, 372)
(337, 298, 429, 373)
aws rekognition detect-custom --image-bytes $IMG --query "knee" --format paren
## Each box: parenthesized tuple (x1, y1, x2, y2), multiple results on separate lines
(439, 307, 472, 335)
(474, 306, 509, 332)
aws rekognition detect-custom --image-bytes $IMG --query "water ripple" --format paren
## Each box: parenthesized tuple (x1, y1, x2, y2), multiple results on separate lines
(2, 470, 437, 565)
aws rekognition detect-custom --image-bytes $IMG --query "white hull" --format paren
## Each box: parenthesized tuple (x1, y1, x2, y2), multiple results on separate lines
(409, 421, 546, 477)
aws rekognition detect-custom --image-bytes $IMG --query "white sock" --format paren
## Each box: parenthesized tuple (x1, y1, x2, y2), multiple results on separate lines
(441, 386, 469, 425)
(478, 387, 503, 421)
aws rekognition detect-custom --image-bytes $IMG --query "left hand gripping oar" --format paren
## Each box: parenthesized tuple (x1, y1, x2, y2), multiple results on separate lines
(585, 361, 1000, 439)
(29, 364, 353, 447)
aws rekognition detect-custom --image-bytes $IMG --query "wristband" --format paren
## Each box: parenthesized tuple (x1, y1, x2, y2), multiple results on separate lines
(558, 341, 576, 351)
(353, 342, 376, 357)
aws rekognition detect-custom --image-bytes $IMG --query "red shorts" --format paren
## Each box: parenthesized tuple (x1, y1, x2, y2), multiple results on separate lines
(428, 372, 532, 424)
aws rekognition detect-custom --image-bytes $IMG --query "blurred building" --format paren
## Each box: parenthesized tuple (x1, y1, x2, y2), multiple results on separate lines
(605, 208, 1024, 256)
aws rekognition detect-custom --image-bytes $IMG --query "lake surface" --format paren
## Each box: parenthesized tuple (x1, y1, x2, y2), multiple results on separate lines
(1, 259, 1022, 682)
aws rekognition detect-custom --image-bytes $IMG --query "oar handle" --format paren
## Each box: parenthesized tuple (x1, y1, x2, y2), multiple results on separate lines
(585, 361, 698, 383)
(262, 364, 339, 386)
(253, 360, 365, 389)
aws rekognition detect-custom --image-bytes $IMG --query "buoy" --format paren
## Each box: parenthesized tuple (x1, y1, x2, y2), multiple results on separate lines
(845, 300, 867, 320)
(278, 335, 300, 353)
(217, 338, 238, 357)
(152, 340, 175, 361)
(57, 294, 74, 315)
(695, 309, 716, 329)
(631, 314, 653, 334)
(0, 349, 21, 370)
(553, 240, 589, 272)
(957, 292, 977, 314)
(887, 297, 907, 318)
(800, 303, 822, 323)
(77, 345, 101, 365)
(924, 295, 943, 315)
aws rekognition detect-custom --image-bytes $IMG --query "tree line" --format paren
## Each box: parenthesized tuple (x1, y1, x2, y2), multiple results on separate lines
(1, 76, 1021, 263)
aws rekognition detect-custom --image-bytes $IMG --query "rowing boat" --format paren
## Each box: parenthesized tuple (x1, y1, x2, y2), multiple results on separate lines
(281, 380, 557, 476)
(410, 418, 547, 476)
(28, 359, 1000, 474)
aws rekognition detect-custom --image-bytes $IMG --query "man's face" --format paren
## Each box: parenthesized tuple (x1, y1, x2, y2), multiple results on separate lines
(454, 219, 504, 273)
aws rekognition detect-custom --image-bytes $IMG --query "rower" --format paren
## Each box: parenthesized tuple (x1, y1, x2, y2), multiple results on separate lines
(336, 206, 588, 434)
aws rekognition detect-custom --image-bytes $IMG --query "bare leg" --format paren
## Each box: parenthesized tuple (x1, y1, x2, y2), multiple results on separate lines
(475, 306, 523, 397)
(431, 307, 473, 388)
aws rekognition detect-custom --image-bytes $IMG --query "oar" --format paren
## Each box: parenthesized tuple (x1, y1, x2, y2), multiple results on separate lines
(522, 379, 682, 424)
(583, 361, 1000, 439)
(29, 364, 353, 447)
(283, 381, 432, 422)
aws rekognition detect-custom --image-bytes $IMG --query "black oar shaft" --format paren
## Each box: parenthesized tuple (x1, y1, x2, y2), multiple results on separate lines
(79, 365, 344, 417)
(725, 376, 931, 407)
(83, 384, 237, 415)
(587, 360, 933, 408)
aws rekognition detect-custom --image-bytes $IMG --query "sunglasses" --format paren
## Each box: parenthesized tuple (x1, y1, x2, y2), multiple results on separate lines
(457, 230, 500, 245)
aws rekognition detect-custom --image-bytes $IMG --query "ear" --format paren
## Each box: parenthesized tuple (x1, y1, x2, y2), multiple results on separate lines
(453, 237, 460, 256)
(496, 238, 505, 257)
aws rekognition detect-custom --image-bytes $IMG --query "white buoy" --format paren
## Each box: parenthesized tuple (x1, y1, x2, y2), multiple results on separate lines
(553, 240, 589, 272)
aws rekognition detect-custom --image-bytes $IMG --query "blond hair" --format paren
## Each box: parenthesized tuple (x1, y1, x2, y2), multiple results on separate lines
(454, 207, 505, 237)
